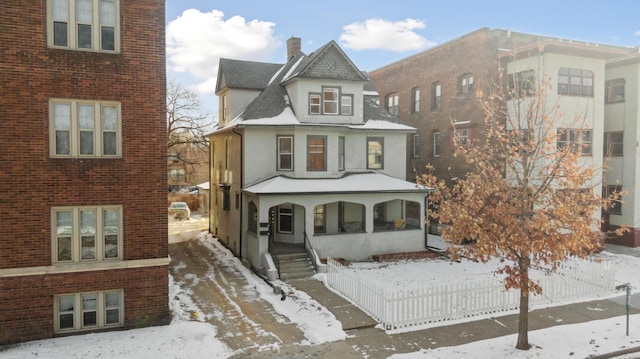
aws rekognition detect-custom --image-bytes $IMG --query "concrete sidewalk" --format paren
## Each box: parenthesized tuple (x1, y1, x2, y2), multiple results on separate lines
(281, 278, 640, 358)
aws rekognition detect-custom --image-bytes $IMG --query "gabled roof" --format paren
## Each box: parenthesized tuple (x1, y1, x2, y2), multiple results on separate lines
(215, 58, 283, 94)
(281, 40, 368, 83)
(210, 40, 409, 134)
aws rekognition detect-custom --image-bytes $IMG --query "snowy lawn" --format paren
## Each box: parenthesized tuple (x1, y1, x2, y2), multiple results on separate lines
(348, 235, 640, 292)
(1, 234, 639, 358)
(390, 314, 640, 358)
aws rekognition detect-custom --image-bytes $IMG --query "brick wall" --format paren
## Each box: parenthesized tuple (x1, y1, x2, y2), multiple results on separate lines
(0, 266, 169, 345)
(0, 0, 169, 344)
(0, 1, 167, 267)
(369, 28, 505, 183)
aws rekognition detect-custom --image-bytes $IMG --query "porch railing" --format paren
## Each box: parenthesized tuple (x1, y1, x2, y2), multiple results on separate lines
(303, 232, 319, 272)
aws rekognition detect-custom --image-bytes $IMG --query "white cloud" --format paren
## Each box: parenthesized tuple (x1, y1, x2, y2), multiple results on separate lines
(635, 30, 640, 37)
(166, 9, 279, 95)
(339, 18, 435, 52)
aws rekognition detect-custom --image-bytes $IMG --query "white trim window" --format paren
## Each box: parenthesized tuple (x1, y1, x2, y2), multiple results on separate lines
(52, 206, 123, 263)
(48, 0, 120, 52)
(340, 94, 353, 115)
(411, 87, 420, 113)
(277, 135, 293, 171)
(309, 87, 352, 115)
(413, 134, 420, 158)
(323, 87, 339, 114)
(55, 290, 123, 333)
(433, 132, 441, 157)
(367, 137, 384, 169)
(50, 99, 121, 158)
(309, 93, 321, 114)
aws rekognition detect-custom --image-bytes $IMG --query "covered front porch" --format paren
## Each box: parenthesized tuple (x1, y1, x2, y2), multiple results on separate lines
(241, 173, 430, 278)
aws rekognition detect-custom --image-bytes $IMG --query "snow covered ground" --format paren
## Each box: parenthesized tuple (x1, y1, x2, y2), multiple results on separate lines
(1, 229, 640, 358)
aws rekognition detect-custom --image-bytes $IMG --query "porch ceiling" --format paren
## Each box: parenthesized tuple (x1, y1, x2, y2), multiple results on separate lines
(244, 172, 430, 195)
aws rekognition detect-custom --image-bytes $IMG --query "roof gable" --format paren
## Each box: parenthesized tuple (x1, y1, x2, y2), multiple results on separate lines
(287, 41, 367, 82)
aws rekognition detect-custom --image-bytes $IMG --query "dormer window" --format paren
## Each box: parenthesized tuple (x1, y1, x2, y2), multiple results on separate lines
(310, 94, 321, 114)
(340, 95, 353, 115)
(323, 87, 338, 114)
(308, 86, 352, 115)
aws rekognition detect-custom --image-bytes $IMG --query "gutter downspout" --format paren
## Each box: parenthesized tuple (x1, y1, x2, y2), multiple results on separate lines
(232, 127, 244, 258)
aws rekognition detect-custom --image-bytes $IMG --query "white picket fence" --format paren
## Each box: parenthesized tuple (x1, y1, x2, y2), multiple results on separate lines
(326, 257, 615, 330)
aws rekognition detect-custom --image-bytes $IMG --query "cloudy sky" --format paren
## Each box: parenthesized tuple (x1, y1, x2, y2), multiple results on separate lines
(165, 0, 640, 118)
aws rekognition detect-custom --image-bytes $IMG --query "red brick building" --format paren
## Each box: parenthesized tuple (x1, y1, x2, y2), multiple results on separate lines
(370, 27, 640, 246)
(0, 0, 170, 344)
(369, 28, 545, 183)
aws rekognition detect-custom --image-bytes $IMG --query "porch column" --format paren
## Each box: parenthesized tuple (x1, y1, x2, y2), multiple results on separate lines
(365, 202, 375, 233)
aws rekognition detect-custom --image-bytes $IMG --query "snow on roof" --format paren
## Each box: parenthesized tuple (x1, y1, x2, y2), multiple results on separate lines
(267, 63, 287, 86)
(244, 172, 430, 195)
(213, 110, 414, 133)
(239, 106, 300, 126)
(352, 120, 416, 131)
(281, 56, 305, 83)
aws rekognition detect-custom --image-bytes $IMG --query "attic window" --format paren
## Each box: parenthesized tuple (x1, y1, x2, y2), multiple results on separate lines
(340, 95, 353, 115)
(323, 87, 338, 114)
(309, 94, 321, 114)
(308, 87, 352, 116)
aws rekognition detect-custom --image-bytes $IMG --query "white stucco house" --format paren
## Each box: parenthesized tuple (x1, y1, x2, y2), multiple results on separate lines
(501, 40, 640, 247)
(206, 38, 431, 280)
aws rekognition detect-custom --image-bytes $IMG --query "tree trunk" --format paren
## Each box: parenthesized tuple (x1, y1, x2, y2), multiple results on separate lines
(516, 257, 530, 350)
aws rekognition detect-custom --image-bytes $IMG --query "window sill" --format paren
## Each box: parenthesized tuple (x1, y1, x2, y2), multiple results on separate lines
(0, 257, 170, 278)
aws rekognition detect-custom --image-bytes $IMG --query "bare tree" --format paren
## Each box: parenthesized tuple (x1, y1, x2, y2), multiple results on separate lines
(419, 73, 624, 350)
(166, 80, 214, 188)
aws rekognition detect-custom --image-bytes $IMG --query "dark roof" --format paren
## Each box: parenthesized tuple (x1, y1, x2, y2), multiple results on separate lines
(361, 72, 379, 95)
(284, 40, 368, 82)
(218, 40, 389, 123)
(240, 53, 305, 120)
(363, 97, 399, 123)
(215, 58, 283, 94)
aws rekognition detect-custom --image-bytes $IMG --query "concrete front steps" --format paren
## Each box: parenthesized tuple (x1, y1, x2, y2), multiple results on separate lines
(276, 252, 315, 280)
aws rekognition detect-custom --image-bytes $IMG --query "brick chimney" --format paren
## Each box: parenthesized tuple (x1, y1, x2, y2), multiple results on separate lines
(286, 36, 301, 60)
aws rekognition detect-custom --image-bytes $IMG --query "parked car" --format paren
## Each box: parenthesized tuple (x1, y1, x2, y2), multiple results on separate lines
(169, 202, 190, 220)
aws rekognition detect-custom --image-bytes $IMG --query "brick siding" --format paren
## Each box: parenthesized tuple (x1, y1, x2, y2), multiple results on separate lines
(369, 29, 503, 183)
(0, 0, 169, 344)
(0, 266, 170, 345)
